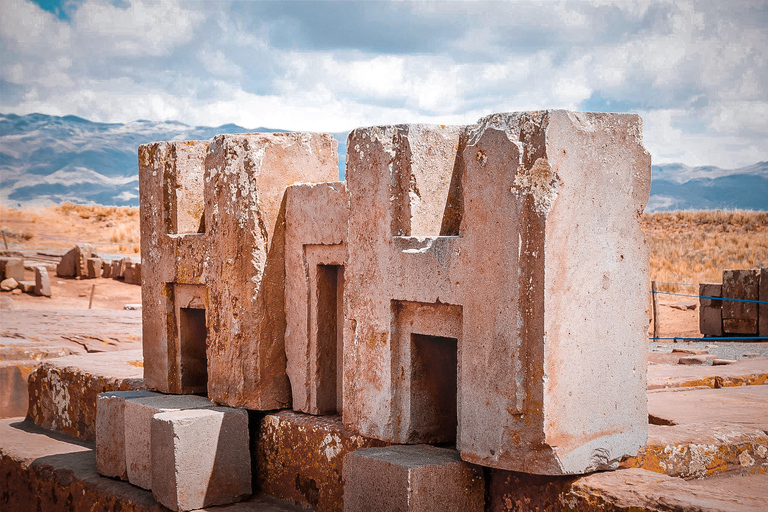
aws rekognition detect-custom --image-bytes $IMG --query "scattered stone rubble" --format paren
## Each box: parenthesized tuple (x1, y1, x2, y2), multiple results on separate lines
(699, 267, 768, 337)
(0, 252, 51, 296)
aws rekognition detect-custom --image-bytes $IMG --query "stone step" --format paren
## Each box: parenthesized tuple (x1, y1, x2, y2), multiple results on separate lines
(0, 418, 305, 512)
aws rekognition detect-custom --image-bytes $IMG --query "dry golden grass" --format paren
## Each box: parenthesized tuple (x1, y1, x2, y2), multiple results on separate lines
(643, 211, 768, 290)
(1, 203, 140, 256)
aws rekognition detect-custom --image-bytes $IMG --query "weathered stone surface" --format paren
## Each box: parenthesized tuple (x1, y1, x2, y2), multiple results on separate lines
(18, 280, 35, 292)
(343, 445, 484, 512)
(760, 267, 768, 336)
(343, 111, 650, 474)
(284, 182, 349, 415)
(487, 466, 768, 511)
(0, 418, 167, 512)
(96, 390, 155, 480)
(0, 277, 18, 291)
(56, 244, 94, 278)
(124, 393, 215, 490)
(139, 134, 338, 409)
(102, 259, 113, 278)
(34, 266, 51, 296)
(722, 269, 759, 334)
(152, 407, 251, 511)
(26, 350, 144, 442)
(1, 256, 24, 282)
(647, 357, 768, 390)
(699, 282, 723, 336)
(256, 410, 387, 511)
(86, 257, 103, 278)
(125, 261, 142, 285)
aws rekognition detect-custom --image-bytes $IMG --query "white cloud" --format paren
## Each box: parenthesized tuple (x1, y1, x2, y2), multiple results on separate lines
(0, 0, 766, 168)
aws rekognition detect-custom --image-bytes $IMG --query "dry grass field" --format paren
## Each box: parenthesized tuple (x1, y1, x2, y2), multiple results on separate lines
(0, 203, 140, 256)
(2, 205, 766, 288)
(643, 211, 768, 290)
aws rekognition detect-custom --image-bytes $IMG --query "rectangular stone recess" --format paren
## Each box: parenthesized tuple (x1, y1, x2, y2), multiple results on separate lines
(315, 264, 344, 414)
(179, 307, 207, 392)
(410, 334, 458, 444)
(163, 146, 205, 235)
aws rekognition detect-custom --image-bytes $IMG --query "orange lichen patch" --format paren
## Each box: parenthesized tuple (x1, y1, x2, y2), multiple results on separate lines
(127, 359, 144, 368)
(676, 373, 768, 390)
(622, 438, 768, 479)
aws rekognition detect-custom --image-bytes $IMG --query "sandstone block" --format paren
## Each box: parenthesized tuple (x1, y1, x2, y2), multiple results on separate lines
(0, 278, 18, 291)
(139, 133, 338, 409)
(18, 281, 35, 293)
(57, 244, 94, 278)
(1, 257, 24, 282)
(34, 266, 51, 296)
(343, 111, 650, 474)
(284, 182, 349, 415)
(343, 445, 484, 512)
(256, 410, 387, 511)
(151, 407, 251, 511)
(760, 268, 768, 336)
(101, 260, 112, 278)
(722, 269, 759, 334)
(699, 283, 723, 336)
(124, 393, 215, 490)
(124, 262, 141, 285)
(86, 257, 103, 279)
(96, 390, 155, 480)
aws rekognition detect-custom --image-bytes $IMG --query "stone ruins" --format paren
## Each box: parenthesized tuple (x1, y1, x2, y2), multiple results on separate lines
(98, 110, 652, 510)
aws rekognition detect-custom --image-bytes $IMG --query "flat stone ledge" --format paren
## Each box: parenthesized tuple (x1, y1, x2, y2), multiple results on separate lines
(27, 349, 144, 442)
(648, 357, 768, 390)
(0, 418, 309, 512)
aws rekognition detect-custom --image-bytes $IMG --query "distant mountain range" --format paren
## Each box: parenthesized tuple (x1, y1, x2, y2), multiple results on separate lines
(1, 113, 765, 212)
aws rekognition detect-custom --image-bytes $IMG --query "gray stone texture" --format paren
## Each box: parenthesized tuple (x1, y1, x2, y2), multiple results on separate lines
(722, 269, 759, 334)
(151, 407, 251, 511)
(123, 393, 214, 490)
(699, 283, 723, 336)
(343, 445, 484, 512)
(96, 390, 155, 480)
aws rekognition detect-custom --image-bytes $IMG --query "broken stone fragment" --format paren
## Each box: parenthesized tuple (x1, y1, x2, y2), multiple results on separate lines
(34, 266, 51, 296)
(678, 355, 716, 365)
(712, 359, 737, 365)
(1, 277, 19, 291)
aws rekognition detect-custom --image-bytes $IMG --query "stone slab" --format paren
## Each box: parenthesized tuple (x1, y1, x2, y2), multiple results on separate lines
(96, 390, 156, 480)
(760, 268, 768, 336)
(27, 349, 145, 442)
(0, 418, 323, 512)
(124, 393, 215, 490)
(343, 445, 484, 512)
(622, 421, 768, 479)
(34, 266, 51, 296)
(487, 466, 768, 511)
(722, 269, 759, 334)
(152, 407, 251, 511)
(647, 385, 768, 431)
(647, 357, 768, 390)
(699, 283, 722, 336)
(256, 410, 387, 512)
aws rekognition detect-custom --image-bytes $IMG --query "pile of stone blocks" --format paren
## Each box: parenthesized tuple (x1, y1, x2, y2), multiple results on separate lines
(700, 268, 768, 337)
(135, 111, 651, 510)
(0, 254, 50, 296)
(54, 243, 142, 285)
(96, 390, 251, 511)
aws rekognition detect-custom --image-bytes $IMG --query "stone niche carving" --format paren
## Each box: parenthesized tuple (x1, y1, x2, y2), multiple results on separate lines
(140, 110, 651, 476)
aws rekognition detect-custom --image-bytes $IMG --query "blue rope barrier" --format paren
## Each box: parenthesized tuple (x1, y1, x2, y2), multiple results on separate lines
(651, 290, 768, 304)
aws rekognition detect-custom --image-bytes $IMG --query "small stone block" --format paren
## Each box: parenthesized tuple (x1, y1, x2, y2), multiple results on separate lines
(124, 393, 215, 490)
(760, 268, 768, 336)
(722, 269, 759, 334)
(18, 280, 35, 293)
(151, 407, 251, 511)
(699, 283, 723, 336)
(34, 266, 51, 296)
(677, 355, 715, 365)
(343, 445, 484, 512)
(2, 257, 24, 282)
(87, 257, 103, 279)
(96, 390, 156, 480)
(101, 260, 112, 278)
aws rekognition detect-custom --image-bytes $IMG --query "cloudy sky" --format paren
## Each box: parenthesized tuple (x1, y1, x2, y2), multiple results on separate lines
(1, 0, 766, 168)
